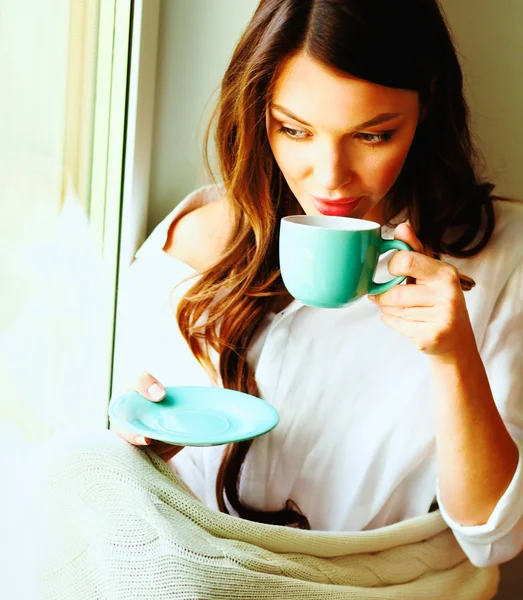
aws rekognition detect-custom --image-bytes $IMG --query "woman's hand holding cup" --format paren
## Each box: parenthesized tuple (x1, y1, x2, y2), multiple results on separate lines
(113, 369, 184, 462)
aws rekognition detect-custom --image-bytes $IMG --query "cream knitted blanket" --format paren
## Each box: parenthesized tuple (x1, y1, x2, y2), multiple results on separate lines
(35, 432, 499, 599)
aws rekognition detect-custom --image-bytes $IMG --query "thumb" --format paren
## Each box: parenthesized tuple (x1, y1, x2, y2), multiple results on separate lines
(394, 222, 424, 254)
(125, 369, 166, 402)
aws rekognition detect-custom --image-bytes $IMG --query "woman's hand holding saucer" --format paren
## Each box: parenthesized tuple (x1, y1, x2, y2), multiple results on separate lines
(113, 369, 184, 462)
(369, 223, 476, 360)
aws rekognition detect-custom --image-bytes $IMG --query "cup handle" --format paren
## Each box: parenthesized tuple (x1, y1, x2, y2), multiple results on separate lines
(368, 239, 412, 296)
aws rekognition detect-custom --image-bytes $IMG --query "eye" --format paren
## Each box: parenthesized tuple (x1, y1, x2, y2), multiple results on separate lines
(277, 125, 310, 141)
(356, 131, 395, 145)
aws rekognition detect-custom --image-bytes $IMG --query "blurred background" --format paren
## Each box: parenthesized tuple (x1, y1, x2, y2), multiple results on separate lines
(0, 1, 521, 597)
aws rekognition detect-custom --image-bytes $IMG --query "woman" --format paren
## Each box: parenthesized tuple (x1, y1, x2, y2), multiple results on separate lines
(39, 0, 523, 597)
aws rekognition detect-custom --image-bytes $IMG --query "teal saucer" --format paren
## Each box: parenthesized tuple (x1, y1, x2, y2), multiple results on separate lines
(108, 386, 279, 446)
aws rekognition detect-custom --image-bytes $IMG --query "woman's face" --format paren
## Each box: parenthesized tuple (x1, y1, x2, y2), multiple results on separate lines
(266, 52, 421, 223)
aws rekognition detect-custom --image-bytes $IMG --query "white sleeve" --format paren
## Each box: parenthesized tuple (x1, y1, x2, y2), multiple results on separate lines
(436, 258, 523, 568)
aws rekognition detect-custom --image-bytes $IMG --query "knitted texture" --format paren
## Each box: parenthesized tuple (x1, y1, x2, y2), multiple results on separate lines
(35, 432, 499, 599)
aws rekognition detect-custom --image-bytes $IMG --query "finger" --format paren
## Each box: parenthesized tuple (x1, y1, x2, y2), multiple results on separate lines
(378, 305, 438, 322)
(394, 223, 422, 285)
(394, 223, 424, 253)
(143, 440, 184, 462)
(113, 425, 151, 446)
(125, 369, 166, 402)
(379, 312, 427, 338)
(388, 250, 451, 282)
(369, 283, 435, 308)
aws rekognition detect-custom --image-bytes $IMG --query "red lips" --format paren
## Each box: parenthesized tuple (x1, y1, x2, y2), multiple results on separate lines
(311, 194, 362, 217)
(312, 196, 360, 204)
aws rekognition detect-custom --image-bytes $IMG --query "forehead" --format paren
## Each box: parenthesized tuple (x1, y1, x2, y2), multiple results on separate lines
(270, 52, 419, 127)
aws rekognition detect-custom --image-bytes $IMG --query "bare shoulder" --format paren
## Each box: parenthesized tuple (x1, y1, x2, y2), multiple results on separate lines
(162, 197, 234, 273)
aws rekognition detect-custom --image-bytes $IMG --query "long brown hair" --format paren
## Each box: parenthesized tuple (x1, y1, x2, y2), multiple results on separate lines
(176, 0, 496, 528)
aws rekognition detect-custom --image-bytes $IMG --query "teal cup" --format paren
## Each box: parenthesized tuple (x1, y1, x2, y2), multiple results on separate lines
(279, 215, 412, 308)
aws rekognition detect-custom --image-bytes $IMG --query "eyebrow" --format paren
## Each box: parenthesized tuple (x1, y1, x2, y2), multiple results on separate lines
(271, 103, 401, 130)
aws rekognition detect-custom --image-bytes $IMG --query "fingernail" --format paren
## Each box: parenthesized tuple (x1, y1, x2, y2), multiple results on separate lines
(148, 382, 165, 401)
(135, 436, 149, 445)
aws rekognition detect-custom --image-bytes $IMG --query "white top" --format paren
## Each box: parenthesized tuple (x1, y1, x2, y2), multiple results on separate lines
(113, 184, 523, 568)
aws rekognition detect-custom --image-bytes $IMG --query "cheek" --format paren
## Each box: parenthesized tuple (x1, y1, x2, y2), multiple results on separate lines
(363, 148, 410, 193)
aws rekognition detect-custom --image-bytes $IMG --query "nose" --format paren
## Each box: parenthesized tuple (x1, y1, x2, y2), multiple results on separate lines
(314, 144, 354, 192)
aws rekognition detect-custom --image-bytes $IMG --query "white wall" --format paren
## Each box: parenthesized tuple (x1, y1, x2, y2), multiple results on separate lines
(441, 0, 523, 200)
(148, 0, 259, 232)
